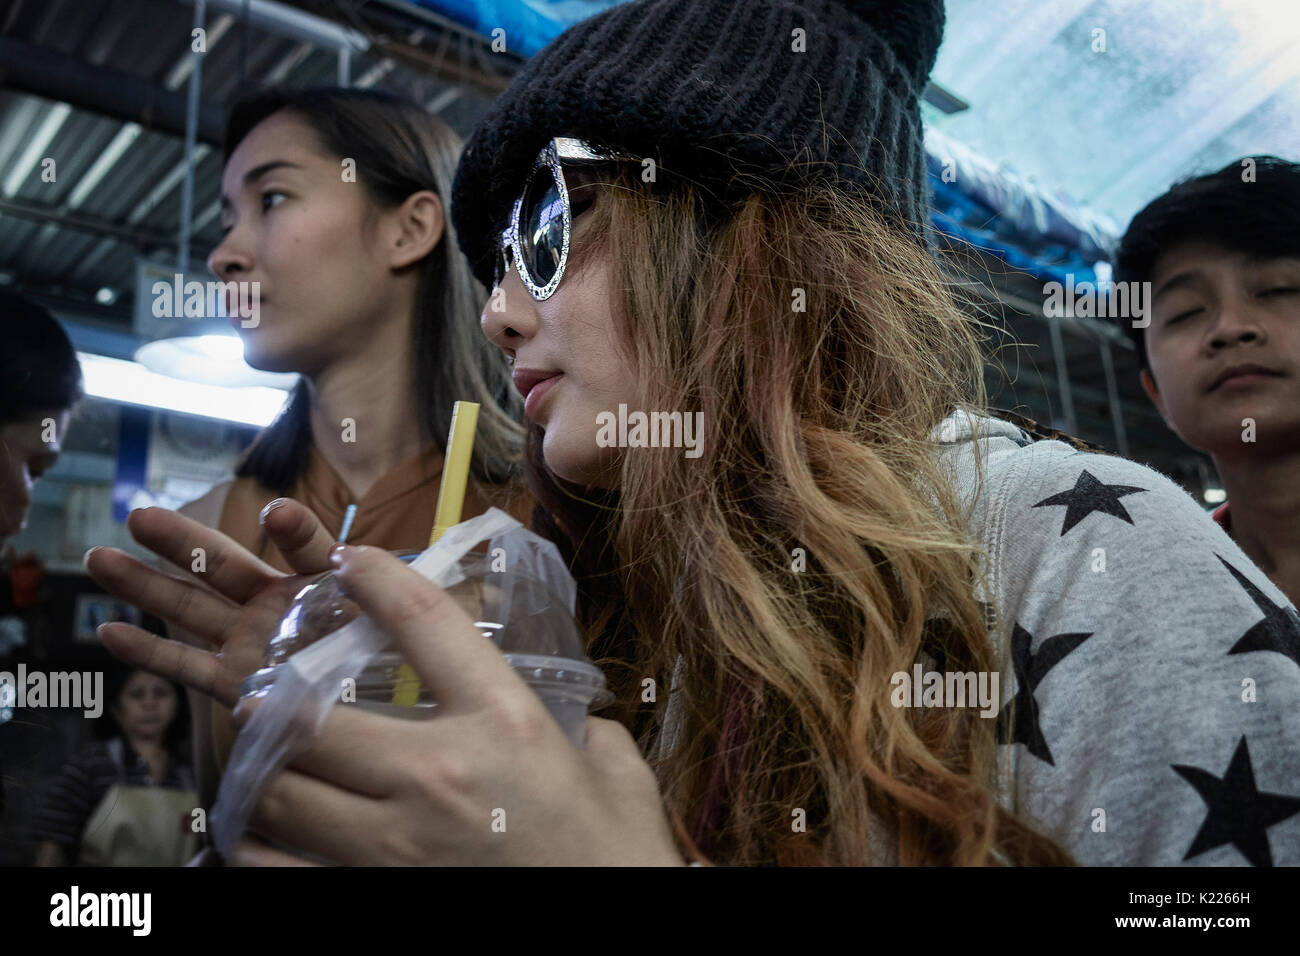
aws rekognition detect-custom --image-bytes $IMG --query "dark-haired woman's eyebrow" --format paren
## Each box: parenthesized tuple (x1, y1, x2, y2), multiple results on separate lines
(220, 159, 306, 213)
(242, 159, 305, 188)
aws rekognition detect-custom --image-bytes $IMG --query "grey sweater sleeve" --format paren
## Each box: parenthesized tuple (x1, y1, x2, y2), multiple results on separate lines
(950, 417, 1300, 866)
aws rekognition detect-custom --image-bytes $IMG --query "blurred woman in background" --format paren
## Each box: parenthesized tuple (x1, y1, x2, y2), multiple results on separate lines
(32, 666, 193, 866)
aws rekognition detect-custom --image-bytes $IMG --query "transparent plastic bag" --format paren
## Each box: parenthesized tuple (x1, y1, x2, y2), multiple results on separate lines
(210, 507, 609, 859)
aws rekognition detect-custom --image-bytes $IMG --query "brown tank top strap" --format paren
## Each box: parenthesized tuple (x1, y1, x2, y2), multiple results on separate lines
(988, 407, 1115, 456)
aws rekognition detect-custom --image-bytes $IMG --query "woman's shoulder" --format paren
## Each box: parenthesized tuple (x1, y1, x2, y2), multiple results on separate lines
(182, 475, 285, 556)
(937, 411, 1300, 865)
(935, 404, 1296, 658)
(54, 738, 118, 781)
(978, 415, 1223, 551)
(935, 407, 1224, 554)
(178, 480, 236, 529)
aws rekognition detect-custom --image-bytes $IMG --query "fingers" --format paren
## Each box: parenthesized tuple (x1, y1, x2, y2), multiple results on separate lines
(98, 622, 238, 707)
(228, 835, 324, 867)
(231, 693, 409, 795)
(249, 767, 393, 865)
(329, 545, 517, 713)
(125, 507, 278, 604)
(582, 716, 638, 757)
(84, 547, 243, 649)
(260, 498, 338, 576)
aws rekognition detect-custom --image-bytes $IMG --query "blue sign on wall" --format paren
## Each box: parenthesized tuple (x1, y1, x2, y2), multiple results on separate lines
(111, 406, 152, 523)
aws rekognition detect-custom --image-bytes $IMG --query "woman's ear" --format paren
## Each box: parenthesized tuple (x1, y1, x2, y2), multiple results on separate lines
(387, 190, 446, 270)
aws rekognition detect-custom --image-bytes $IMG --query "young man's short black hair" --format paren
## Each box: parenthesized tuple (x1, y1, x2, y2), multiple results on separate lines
(0, 288, 83, 425)
(1114, 155, 1300, 370)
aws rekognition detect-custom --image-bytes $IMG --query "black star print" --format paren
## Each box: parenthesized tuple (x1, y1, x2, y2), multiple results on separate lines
(1031, 469, 1147, 536)
(1218, 555, 1300, 670)
(1173, 736, 1300, 867)
(996, 623, 1094, 765)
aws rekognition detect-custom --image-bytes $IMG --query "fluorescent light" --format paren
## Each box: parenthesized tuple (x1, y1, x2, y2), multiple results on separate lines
(78, 351, 292, 426)
(134, 334, 297, 389)
(1203, 487, 1227, 505)
(198, 333, 244, 362)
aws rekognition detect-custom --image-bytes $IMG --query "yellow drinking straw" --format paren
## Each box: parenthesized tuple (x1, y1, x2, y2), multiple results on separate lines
(391, 401, 480, 706)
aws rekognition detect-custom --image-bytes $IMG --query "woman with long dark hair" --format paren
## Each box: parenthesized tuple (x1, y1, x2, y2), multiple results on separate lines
(169, 87, 529, 810)
(88, 0, 1299, 866)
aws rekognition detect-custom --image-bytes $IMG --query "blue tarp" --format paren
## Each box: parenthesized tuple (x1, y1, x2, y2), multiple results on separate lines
(925, 127, 1117, 282)
(926, 128, 1113, 284)
(409, 0, 626, 56)
(411, 0, 1118, 281)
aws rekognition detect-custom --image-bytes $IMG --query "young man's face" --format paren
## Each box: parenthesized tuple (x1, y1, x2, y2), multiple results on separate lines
(1141, 242, 1300, 457)
(0, 409, 67, 545)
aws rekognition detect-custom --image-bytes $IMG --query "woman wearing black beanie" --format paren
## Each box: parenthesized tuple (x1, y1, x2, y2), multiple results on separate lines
(90, 0, 1300, 867)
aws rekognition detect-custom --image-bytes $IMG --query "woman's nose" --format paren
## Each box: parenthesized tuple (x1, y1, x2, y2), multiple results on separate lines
(480, 270, 539, 351)
(207, 229, 251, 280)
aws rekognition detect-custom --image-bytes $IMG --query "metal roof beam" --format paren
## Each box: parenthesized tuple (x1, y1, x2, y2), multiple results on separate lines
(0, 36, 225, 145)
(181, 0, 368, 54)
(0, 196, 212, 256)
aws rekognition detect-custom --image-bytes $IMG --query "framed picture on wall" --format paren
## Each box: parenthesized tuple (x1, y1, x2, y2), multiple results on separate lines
(73, 594, 142, 644)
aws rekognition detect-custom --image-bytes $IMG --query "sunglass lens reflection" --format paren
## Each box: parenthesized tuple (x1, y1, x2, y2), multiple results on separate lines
(520, 167, 565, 288)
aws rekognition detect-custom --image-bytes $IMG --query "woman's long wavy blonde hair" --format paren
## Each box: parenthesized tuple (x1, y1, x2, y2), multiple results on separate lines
(525, 164, 1073, 866)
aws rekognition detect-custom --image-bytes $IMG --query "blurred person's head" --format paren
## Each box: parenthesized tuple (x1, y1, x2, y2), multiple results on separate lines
(1116, 156, 1300, 458)
(211, 87, 522, 492)
(98, 666, 186, 751)
(0, 290, 83, 544)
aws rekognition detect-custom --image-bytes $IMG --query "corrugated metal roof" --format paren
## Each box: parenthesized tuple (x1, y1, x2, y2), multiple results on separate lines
(3, 0, 1278, 491)
(0, 0, 507, 313)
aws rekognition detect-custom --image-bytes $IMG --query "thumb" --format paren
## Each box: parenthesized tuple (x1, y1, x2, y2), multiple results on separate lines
(260, 498, 339, 574)
(582, 715, 646, 766)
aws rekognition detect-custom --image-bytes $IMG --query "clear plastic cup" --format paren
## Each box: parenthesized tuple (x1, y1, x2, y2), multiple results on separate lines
(239, 552, 613, 748)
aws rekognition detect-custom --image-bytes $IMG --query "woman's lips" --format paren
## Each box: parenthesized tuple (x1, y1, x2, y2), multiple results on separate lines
(523, 373, 562, 420)
(226, 302, 263, 329)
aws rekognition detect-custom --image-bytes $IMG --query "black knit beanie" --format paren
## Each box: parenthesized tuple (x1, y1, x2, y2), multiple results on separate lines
(452, 0, 945, 290)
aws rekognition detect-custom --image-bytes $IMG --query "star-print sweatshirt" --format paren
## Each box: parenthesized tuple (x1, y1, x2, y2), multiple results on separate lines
(935, 408, 1300, 866)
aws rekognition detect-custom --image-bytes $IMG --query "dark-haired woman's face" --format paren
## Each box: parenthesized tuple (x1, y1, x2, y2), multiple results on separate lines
(0, 410, 67, 545)
(113, 671, 177, 743)
(208, 111, 427, 375)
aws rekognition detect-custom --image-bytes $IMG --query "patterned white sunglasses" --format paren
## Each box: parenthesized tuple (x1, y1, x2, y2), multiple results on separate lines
(493, 137, 640, 300)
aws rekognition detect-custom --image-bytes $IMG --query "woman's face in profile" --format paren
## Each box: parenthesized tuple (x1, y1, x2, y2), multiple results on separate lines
(113, 671, 177, 742)
(208, 111, 410, 377)
(480, 170, 640, 489)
